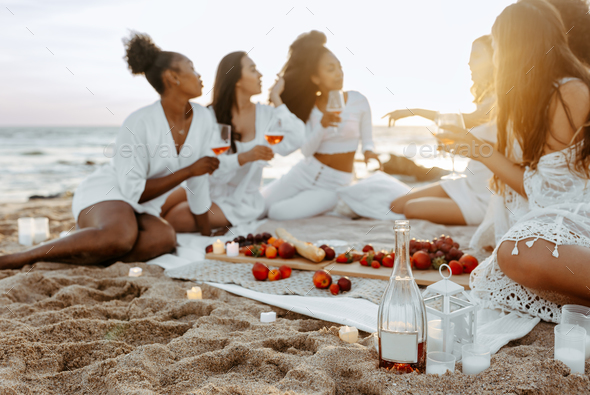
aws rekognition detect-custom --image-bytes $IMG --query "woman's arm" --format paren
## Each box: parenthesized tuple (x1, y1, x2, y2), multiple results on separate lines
(139, 157, 219, 203)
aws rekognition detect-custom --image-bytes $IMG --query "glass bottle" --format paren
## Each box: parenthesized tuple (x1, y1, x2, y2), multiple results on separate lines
(377, 220, 427, 373)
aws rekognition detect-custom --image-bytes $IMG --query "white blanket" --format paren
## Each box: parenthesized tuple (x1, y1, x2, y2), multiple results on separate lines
(148, 216, 540, 354)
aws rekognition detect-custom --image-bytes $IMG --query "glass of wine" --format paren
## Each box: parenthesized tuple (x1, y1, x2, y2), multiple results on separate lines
(257, 118, 284, 167)
(434, 112, 467, 180)
(211, 123, 231, 156)
(326, 90, 345, 134)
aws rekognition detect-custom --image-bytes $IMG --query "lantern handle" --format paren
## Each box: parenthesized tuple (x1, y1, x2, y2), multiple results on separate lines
(439, 263, 452, 280)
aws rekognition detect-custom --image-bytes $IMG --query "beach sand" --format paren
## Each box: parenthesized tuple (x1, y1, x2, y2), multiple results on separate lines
(1, 198, 589, 394)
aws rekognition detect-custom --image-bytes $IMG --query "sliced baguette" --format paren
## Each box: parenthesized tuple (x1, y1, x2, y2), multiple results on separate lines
(275, 228, 326, 263)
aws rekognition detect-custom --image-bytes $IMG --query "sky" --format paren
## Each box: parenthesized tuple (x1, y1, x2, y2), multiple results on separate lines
(0, 0, 514, 126)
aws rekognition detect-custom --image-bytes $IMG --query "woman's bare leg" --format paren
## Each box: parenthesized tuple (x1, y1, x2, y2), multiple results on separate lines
(498, 239, 590, 305)
(391, 183, 449, 213)
(0, 201, 175, 269)
(164, 201, 230, 233)
(390, 183, 466, 225)
(118, 213, 177, 262)
(160, 187, 186, 217)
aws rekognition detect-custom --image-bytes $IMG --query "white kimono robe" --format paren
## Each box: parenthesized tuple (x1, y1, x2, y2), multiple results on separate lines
(72, 100, 214, 222)
(209, 103, 305, 225)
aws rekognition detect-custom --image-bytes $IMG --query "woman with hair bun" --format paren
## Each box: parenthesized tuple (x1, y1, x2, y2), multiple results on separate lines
(0, 32, 219, 269)
(262, 31, 380, 220)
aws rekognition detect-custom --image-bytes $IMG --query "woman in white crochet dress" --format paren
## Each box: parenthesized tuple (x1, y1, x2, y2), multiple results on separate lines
(439, 0, 590, 322)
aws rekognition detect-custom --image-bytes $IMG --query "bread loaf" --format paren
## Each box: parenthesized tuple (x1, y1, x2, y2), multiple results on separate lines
(275, 228, 326, 263)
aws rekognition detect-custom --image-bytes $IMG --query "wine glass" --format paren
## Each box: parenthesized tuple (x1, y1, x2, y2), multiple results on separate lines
(257, 118, 284, 167)
(326, 90, 345, 134)
(435, 113, 466, 180)
(211, 123, 231, 156)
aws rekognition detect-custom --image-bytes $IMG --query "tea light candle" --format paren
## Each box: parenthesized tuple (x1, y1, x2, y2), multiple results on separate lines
(226, 241, 239, 257)
(212, 239, 225, 254)
(187, 286, 202, 300)
(462, 356, 490, 375)
(128, 267, 142, 277)
(339, 325, 359, 344)
(18, 217, 34, 246)
(261, 312, 276, 322)
(33, 217, 50, 244)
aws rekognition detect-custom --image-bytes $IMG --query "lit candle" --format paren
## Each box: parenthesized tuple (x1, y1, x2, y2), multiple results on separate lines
(462, 356, 490, 375)
(555, 348, 585, 374)
(261, 312, 276, 322)
(128, 267, 142, 277)
(226, 241, 239, 257)
(213, 239, 225, 254)
(187, 286, 202, 300)
(339, 325, 359, 344)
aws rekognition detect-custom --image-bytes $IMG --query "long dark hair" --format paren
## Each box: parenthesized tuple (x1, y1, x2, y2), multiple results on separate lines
(123, 32, 181, 94)
(547, 0, 590, 65)
(210, 51, 247, 153)
(492, 0, 590, 192)
(279, 31, 330, 122)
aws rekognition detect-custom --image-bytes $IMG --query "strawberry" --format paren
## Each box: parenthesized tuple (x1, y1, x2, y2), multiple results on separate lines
(381, 254, 394, 268)
(336, 253, 353, 264)
(371, 260, 381, 269)
(362, 244, 374, 253)
(360, 251, 375, 267)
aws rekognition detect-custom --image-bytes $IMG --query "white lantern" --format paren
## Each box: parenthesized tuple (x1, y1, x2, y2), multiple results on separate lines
(421, 264, 478, 355)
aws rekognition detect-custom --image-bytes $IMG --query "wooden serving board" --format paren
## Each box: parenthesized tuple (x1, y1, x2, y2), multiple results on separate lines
(324, 262, 471, 289)
(205, 253, 331, 271)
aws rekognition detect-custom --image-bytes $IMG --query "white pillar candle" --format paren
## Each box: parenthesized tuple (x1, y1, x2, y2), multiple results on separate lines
(212, 239, 225, 254)
(339, 325, 359, 344)
(555, 348, 585, 374)
(187, 286, 202, 300)
(462, 356, 490, 375)
(226, 241, 239, 257)
(128, 267, 142, 277)
(428, 320, 455, 353)
(33, 217, 50, 244)
(586, 335, 590, 360)
(18, 217, 34, 246)
(261, 312, 276, 322)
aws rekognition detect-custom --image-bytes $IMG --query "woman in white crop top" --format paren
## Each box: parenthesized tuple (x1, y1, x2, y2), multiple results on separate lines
(262, 31, 379, 220)
(161, 52, 305, 231)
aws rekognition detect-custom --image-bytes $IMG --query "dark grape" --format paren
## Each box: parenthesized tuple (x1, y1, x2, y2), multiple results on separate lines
(445, 237, 454, 245)
(453, 242, 460, 249)
(237, 235, 246, 243)
(246, 233, 254, 241)
(243, 240, 253, 246)
(254, 234, 263, 243)
(435, 250, 445, 258)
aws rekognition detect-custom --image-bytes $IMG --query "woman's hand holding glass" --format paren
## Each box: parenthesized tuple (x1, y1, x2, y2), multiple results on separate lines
(435, 123, 489, 161)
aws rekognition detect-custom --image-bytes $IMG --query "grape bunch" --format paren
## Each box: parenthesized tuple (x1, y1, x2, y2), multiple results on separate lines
(409, 234, 464, 269)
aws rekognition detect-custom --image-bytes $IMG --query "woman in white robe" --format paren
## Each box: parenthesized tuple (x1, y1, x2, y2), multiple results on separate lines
(0, 33, 219, 269)
(162, 53, 304, 230)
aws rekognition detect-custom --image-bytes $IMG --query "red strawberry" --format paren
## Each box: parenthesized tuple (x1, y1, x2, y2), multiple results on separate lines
(336, 253, 353, 264)
(382, 254, 394, 268)
(371, 260, 381, 269)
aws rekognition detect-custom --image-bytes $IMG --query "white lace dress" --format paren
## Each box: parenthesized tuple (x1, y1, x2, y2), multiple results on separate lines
(470, 142, 590, 323)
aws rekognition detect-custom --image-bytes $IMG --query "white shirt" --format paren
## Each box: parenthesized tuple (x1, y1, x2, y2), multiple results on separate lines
(209, 103, 305, 225)
(300, 90, 374, 156)
(112, 100, 214, 216)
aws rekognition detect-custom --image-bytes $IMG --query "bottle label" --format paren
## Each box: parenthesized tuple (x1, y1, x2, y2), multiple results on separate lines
(380, 330, 418, 363)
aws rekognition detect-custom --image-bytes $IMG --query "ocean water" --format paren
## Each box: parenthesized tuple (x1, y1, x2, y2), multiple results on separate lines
(0, 125, 467, 203)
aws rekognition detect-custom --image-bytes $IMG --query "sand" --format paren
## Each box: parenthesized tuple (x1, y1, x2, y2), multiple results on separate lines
(1, 198, 589, 394)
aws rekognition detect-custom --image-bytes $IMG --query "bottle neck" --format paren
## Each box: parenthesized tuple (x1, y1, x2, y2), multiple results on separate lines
(391, 225, 412, 279)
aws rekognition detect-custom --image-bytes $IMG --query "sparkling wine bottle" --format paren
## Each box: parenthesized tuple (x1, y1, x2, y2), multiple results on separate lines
(377, 220, 427, 373)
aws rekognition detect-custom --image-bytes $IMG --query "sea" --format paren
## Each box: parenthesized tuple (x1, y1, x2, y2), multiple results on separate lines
(0, 125, 468, 203)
